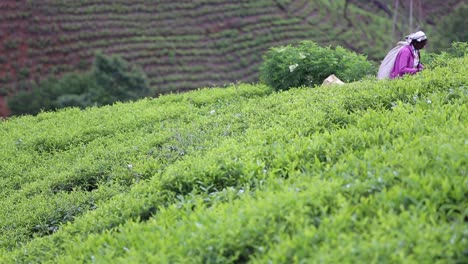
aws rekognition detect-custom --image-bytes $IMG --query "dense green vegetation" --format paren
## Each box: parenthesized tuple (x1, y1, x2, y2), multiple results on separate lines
(7, 52, 152, 116)
(260, 41, 374, 91)
(428, 3, 467, 51)
(1, 49, 466, 262)
(423, 42, 468, 70)
(9, 41, 375, 115)
(1, 0, 464, 98)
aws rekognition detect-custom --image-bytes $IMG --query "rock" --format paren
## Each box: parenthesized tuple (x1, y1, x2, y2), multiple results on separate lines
(322, 74, 345, 86)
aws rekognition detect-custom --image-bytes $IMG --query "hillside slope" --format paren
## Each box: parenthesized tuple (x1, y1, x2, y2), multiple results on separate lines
(1, 0, 462, 98)
(0, 54, 466, 263)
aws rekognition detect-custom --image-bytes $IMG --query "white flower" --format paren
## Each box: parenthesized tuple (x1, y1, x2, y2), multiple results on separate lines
(276, 47, 287, 53)
(289, 63, 298, 72)
(299, 52, 306, 59)
(426, 99, 432, 104)
(209, 110, 216, 115)
(127, 164, 133, 169)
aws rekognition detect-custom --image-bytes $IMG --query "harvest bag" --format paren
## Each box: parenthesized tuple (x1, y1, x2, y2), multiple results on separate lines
(377, 41, 408, 79)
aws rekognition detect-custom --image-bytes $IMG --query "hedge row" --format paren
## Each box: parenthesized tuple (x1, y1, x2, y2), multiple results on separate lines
(0, 55, 466, 263)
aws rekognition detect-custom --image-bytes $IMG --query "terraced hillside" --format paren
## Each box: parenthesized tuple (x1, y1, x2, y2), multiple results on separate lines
(351, 0, 464, 22)
(0, 0, 391, 95)
(0, 0, 464, 102)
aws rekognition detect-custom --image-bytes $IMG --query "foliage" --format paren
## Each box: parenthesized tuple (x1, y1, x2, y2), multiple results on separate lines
(0, 87, 9, 96)
(7, 53, 151, 116)
(259, 41, 374, 91)
(422, 41, 468, 69)
(0, 54, 466, 263)
(91, 52, 151, 105)
(4, 0, 464, 96)
(431, 4, 468, 51)
(3, 0, 445, 95)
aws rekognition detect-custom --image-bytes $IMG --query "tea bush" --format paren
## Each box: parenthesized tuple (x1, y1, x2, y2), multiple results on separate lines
(423, 41, 468, 69)
(259, 41, 374, 91)
(0, 55, 466, 263)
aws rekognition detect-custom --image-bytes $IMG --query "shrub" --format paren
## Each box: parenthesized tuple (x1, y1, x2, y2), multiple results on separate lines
(8, 53, 151, 116)
(8, 78, 59, 115)
(18, 67, 30, 80)
(0, 87, 9, 96)
(7, 90, 44, 115)
(259, 41, 374, 91)
(91, 52, 151, 105)
(423, 42, 468, 69)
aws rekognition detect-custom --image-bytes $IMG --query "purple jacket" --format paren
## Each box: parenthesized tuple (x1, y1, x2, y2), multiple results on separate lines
(390, 45, 424, 79)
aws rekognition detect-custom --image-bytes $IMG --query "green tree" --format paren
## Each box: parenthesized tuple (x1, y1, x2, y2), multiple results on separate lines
(92, 52, 151, 105)
(432, 4, 467, 51)
(8, 53, 152, 116)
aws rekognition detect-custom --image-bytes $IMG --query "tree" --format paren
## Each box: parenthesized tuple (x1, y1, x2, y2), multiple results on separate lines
(8, 53, 152, 116)
(343, 0, 353, 27)
(92, 52, 151, 105)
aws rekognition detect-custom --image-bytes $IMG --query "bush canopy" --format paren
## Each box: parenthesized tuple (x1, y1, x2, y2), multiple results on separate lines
(260, 41, 374, 91)
(8, 52, 151, 116)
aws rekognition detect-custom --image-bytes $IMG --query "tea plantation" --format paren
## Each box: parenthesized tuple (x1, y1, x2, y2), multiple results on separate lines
(1, 0, 464, 95)
(0, 54, 467, 262)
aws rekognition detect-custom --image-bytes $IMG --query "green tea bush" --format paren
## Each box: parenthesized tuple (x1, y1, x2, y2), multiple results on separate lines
(423, 41, 468, 69)
(259, 41, 374, 91)
(0, 83, 271, 252)
(0, 55, 466, 263)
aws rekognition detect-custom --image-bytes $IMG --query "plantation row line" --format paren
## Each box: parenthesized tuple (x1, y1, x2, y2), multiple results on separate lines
(23, 0, 324, 37)
(26, 18, 318, 53)
(54, 11, 295, 34)
(24, 21, 301, 51)
(26, 23, 323, 59)
(54, 96, 467, 263)
(26, 38, 258, 69)
(5, 46, 290, 92)
(0, 55, 465, 262)
(29, 6, 322, 35)
(24, 20, 310, 52)
(43, 3, 279, 22)
(0, 0, 396, 96)
(28, 35, 204, 56)
(30, 1, 280, 17)
(19, 26, 320, 88)
(37, 0, 258, 9)
(1, 53, 464, 217)
(45, 16, 324, 47)
(0, 84, 272, 250)
(28, 38, 261, 68)
(30, 7, 305, 37)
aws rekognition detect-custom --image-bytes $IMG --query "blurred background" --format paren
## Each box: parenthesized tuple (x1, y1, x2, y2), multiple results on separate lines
(0, 0, 466, 117)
